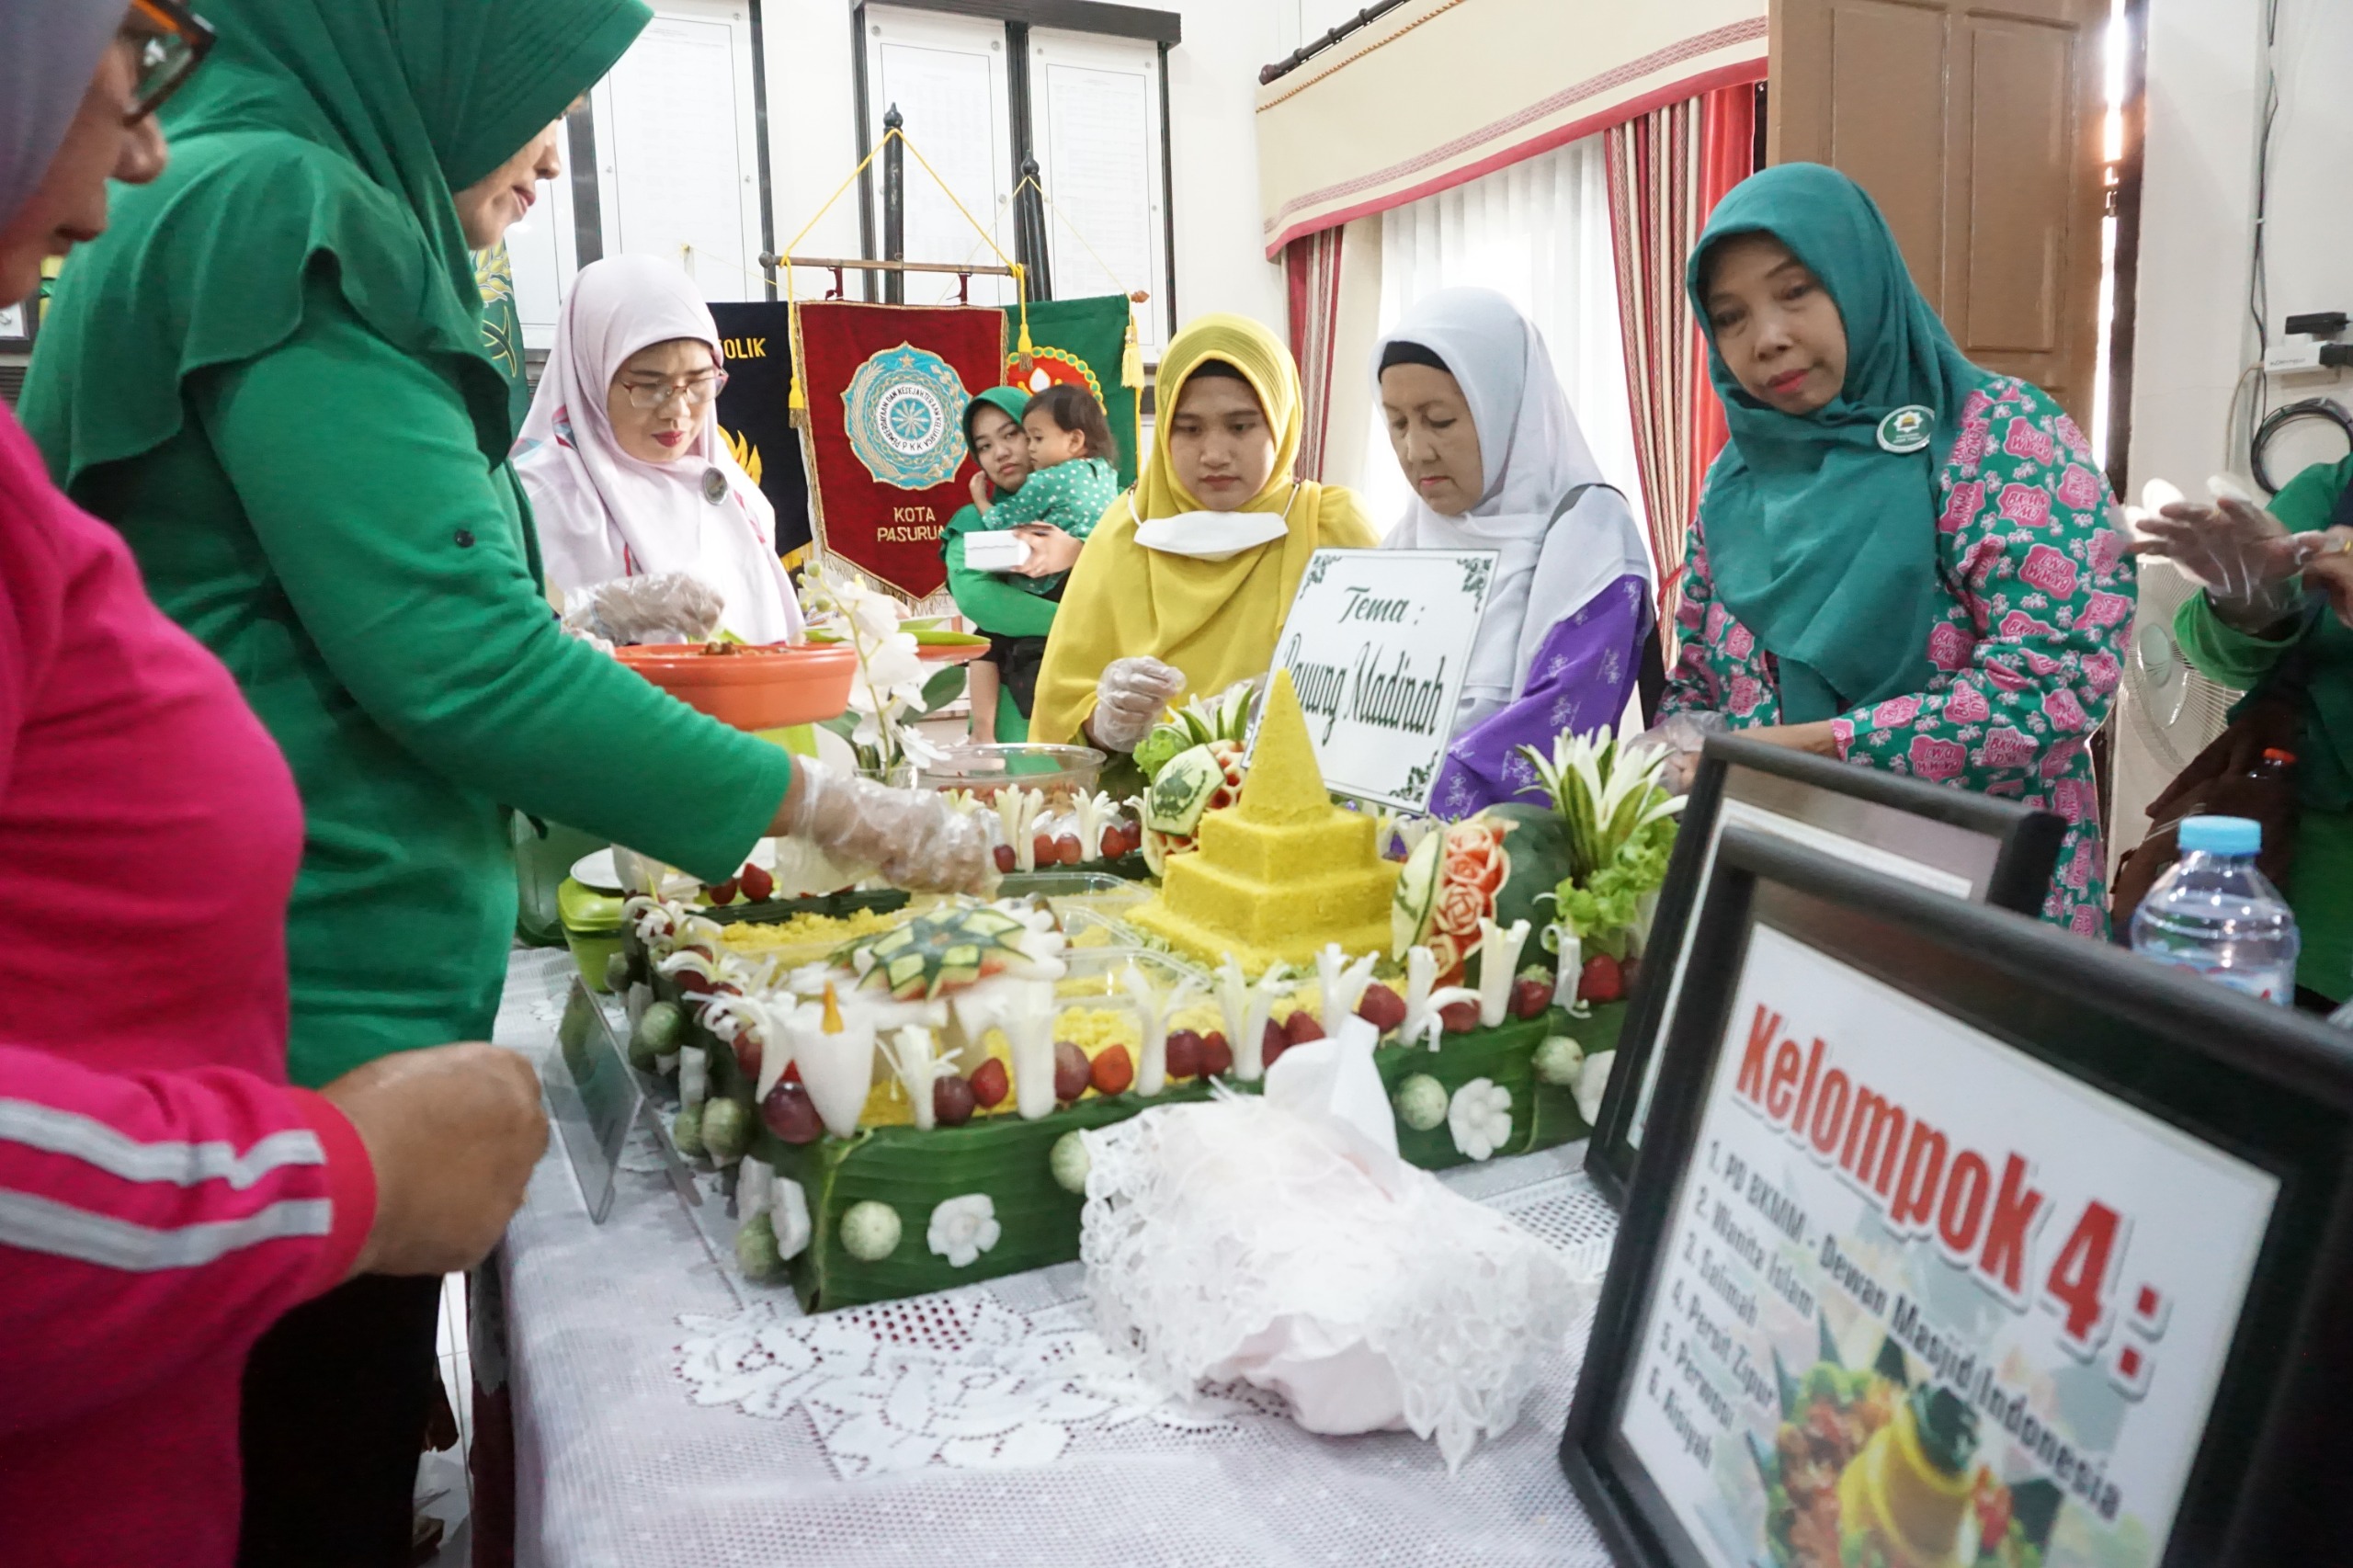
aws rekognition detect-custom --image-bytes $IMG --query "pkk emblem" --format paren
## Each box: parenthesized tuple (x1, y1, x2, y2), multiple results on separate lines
(1877, 404, 1935, 454)
(844, 342, 972, 491)
(1006, 346, 1104, 403)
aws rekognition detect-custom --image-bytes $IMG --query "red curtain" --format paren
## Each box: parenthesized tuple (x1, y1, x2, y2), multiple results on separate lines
(1605, 82, 1758, 656)
(1283, 226, 1347, 482)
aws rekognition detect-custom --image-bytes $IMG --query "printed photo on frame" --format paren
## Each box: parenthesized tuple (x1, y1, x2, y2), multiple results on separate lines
(1562, 827, 2353, 1568)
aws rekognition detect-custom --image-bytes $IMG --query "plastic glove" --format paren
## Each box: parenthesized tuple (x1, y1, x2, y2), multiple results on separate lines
(1627, 710, 1726, 796)
(776, 763, 995, 895)
(2129, 487, 2330, 622)
(1090, 656, 1188, 752)
(563, 573, 728, 646)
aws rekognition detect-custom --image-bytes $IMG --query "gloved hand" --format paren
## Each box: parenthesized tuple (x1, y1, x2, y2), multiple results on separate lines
(1627, 710, 1726, 796)
(774, 763, 995, 894)
(563, 573, 729, 646)
(1090, 656, 1187, 752)
(2129, 491, 2329, 626)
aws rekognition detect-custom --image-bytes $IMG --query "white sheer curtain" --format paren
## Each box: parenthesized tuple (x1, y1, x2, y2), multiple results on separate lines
(1359, 137, 1646, 551)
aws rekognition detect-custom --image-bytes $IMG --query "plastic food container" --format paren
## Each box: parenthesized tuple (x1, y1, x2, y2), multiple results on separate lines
(916, 743, 1105, 800)
(614, 642, 858, 731)
(558, 877, 629, 994)
(995, 870, 1153, 921)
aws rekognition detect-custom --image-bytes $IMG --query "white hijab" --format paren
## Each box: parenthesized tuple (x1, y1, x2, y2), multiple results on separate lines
(1375, 288, 1654, 723)
(516, 256, 802, 643)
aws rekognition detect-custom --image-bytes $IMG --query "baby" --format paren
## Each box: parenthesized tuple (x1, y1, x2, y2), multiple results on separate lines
(963, 383, 1121, 740)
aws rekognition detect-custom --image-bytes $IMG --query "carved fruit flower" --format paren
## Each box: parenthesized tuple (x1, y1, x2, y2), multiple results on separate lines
(926, 1193, 1002, 1268)
(1428, 821, 1508, 984)
(1448, 1077, 1514, 1162)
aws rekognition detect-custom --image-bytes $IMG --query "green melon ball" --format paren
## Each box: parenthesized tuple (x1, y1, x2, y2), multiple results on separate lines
(699, 1096, 751, 1164)
(671, 1104, 705, 1160)
(839, 1200, 903, 1262)
(1050, 1130, 1092, 1194)
(1533, 1034, 1586, 1087)
(735, 1211, 785, 1281)
(1394, 1074, 1448, 1131)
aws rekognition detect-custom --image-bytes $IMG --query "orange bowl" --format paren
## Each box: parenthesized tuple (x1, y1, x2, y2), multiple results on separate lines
(613, 642, 859, 731)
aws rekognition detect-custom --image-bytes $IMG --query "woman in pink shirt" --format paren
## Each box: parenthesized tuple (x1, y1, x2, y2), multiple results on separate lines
(0, 6, 548, 1564)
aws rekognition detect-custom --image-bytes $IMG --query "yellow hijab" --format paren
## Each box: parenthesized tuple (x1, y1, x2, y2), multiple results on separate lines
(1031, 313, 1375, 744)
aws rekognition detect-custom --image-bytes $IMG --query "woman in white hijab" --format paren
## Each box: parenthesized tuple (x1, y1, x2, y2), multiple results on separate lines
(1376, 287, 1655, 815)
(517, 255, 803, 643)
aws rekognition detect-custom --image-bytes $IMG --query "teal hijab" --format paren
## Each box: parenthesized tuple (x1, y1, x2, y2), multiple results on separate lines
(1688, 164, 1993, 723)
(25, 0, 650, 487)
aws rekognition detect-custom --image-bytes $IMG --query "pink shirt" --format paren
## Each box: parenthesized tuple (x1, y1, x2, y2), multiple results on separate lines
(0, 405, 373, 1567)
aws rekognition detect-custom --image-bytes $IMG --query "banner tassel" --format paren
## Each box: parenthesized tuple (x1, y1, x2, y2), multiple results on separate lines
(1120, 305, 1143, 391)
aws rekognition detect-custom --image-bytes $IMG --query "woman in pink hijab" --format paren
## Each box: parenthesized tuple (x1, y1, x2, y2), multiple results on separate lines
(0, 6, 546, 1563)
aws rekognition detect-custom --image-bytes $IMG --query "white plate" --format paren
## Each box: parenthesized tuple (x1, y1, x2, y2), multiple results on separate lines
(570, 848, 626, 892)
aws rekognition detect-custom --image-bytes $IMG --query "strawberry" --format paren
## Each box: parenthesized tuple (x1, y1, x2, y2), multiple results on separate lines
(1088, 1044, 1134, 1096)
(1578, 954, 1625, 1005)
(1356, 983, 1407, 1034)
(704, 879, 738, 906)
(1055, 834, 1084, 866)
(1509, 979, 1556, 1019)
(1260, 1018, 1290, 1070)
(968, 1057, 1009, 1108)
(1200, 1030, 1233, 1077)
(1438, 1000, 1480, 1034)
(993, 843, 1018, 874)
(1031, 833, 1057, 869)
(1286, 1010, 1325, 1045)
(737, 863, 775, 903)
(731, 1030, 763, 1081)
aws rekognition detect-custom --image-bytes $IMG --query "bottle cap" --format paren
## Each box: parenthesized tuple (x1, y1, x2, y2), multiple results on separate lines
(2262, 747, 2297, 765)
(2180, 815, 2262, 856)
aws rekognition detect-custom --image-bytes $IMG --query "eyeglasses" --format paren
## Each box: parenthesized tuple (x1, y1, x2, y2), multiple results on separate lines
(617, 370, 729, 412)
(123, 0, 216, 123)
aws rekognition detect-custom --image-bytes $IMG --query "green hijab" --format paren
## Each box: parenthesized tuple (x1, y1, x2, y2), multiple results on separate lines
(943, 384, 1034, 538)
(23, 0, 650, 487)
(1687, 163, 1994, 723)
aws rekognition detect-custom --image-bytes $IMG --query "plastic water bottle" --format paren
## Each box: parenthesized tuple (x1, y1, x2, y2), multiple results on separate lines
(2130, 815, 2301, 1005)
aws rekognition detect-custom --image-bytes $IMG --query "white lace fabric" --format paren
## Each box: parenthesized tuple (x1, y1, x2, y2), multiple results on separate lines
(1080, 1096, 1601, 1471)
(492, 948, 1626, 1568)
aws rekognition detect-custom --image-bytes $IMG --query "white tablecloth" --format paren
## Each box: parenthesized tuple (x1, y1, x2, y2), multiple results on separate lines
(492, 948, 1625, 1568)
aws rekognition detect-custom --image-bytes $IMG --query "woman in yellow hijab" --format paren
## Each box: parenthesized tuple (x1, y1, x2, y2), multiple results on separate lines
(1033, 313, 1377, 747)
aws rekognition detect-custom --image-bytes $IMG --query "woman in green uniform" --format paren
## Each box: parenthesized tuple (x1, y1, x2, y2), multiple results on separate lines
(19, 0, 986, 1560)
(2134, 464, 2353, 1010)
(943, 385, 1056, 741)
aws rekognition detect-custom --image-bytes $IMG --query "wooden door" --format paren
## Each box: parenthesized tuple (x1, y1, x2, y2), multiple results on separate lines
(1769, 0, 2109, 426)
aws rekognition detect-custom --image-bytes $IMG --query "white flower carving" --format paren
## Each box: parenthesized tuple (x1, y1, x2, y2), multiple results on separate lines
(926, 1193, 1003, 1268)
(1447, 1078, 1514, 1162)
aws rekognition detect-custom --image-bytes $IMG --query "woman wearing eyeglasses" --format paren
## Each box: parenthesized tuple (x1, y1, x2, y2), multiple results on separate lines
(20, 0, 990, 1562)
(517, 255, 803, 642)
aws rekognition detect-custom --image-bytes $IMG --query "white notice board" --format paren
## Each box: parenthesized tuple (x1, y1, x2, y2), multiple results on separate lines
(1262, 548, 1497, 813)
(598, 10, 763, 301)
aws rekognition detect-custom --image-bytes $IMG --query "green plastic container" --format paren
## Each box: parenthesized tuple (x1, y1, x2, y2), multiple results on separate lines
(559, 876, 628, 994)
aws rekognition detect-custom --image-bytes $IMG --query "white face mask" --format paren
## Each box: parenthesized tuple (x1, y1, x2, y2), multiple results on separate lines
(1129, 485, 1299, 562)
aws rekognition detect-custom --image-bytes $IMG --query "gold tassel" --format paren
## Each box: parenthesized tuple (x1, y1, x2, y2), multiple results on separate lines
(1120, 305, 1143, 390)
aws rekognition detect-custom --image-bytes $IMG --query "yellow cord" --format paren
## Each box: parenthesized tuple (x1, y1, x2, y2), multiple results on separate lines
(774, 126, 1031, 405)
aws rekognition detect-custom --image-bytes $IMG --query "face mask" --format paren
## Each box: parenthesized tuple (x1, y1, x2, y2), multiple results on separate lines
(1129, 484, 1299, 562)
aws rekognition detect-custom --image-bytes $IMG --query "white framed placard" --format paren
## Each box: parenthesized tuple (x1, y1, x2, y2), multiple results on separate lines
(1261, 547, 1497, 812)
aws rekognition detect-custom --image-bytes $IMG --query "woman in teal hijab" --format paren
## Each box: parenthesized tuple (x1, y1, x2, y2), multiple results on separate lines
(19, 0, 986, 1559)
(943, 384, 1057, 741)
(1655, 164, 2135, 935)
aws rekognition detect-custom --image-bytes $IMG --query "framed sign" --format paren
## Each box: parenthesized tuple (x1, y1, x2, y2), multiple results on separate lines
(0, 301, 32, 352)
(1586, 734, 2064, 1206)
(1261, 547, 1498, 812)
(1562, 827, 2353, 1568)
(547, 976, 647, 1224)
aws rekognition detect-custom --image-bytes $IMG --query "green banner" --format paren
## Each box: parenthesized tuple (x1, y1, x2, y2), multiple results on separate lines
(1001, 294, 1140, 490)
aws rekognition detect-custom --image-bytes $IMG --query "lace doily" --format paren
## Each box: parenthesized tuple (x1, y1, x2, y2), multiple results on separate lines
(671, 1290, 1284, 1476)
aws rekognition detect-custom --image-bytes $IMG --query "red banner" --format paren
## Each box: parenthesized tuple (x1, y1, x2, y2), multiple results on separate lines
(794, 301, 1006, 600)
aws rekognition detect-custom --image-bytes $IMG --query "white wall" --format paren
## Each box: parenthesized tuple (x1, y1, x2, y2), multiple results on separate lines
(758, 0, 1285, 335)
(2127, 0, 2353, 496)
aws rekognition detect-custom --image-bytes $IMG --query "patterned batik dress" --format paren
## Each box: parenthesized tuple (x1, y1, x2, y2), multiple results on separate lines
(1660, 376, 2136, 937)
